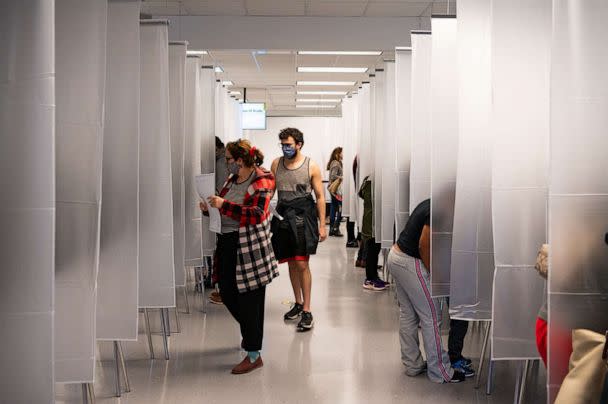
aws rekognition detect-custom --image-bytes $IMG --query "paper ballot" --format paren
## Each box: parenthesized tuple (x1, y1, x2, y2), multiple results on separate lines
(195, 174, 222, 233)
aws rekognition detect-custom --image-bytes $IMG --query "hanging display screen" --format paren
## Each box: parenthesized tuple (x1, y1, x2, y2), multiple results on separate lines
(241, 103, 267, 130)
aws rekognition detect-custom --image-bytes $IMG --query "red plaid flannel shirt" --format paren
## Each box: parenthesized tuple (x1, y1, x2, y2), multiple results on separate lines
(218, 167, 275, 224)
(216, 167, 279, 292)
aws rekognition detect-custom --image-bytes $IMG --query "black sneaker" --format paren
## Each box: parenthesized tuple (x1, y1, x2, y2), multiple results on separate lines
(346, 240, 358, 248)
(284, 303, 303, 320)
(450, 370, 466, 383)
(297, 311, 314, 331)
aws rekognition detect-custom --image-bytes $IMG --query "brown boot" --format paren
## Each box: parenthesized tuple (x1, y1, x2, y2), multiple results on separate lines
(231, 356, 263, 374)
(209, 291, 223, 305)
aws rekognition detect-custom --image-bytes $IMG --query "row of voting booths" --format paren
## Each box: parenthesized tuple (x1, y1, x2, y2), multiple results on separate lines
(0, 0, 242, 402)
(340, 0, 608, 401)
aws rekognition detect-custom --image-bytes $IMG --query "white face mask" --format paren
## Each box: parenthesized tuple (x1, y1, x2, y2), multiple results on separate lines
(227, 160, 240, 176)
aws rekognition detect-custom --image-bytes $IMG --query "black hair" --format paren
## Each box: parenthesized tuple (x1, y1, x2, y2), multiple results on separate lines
(278, 127, 304, 146)
(215, 136, 224, 149)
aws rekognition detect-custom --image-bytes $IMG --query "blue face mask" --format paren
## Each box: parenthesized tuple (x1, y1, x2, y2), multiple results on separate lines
(282, 144, 297, 159)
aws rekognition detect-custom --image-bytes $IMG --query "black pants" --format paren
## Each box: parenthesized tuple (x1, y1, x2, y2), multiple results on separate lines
(217, 232, 266, 352)
(365, 237, 382, 280)
(346, 218, 356, 242)
(448, 319, 469, 363)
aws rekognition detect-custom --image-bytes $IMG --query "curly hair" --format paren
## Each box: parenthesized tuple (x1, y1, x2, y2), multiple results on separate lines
(278, 127, 304, 146)
(327, 147, 343, 170)
(226, 139, 264, 167)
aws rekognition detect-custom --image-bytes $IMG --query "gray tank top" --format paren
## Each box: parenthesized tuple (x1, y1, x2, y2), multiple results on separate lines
(276, 157, 312, 202)
(221, 172, 255, 234)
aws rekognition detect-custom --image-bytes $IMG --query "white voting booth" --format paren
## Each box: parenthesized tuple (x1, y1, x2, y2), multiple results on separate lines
(0, 2, 56, 402)
(55, 0, 106, 385)
(450, 0, 494, 321)
(394, 49, 412, 235)
(184, 56, 203, 267)
(169, 42, 187, 289)
(429, 16, 458, 298)
(380, 62, 397, 249)
(372, 69, 384, 243)
(490, 0, 549, 362)
(548, 1, 608, 400)
(409, 32, 432, 212)
(97, 0, 141, 344)
(138, 20, 176, 310)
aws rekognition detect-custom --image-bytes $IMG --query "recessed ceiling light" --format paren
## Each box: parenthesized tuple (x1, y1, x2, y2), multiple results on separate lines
(222, 81, 234, 86)
(298, 51, 382, 56)
(296, 98, 341, 103)
(297, 81, 356, 86)
(214, 66, 224, 73)
(298, 67, 368, 73)
(297, 91, 348, 96)
(296, 105, 337, 109)
(186, 50, 208, 56)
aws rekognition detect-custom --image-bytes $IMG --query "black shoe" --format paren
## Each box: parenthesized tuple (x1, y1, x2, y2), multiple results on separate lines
(346, 240, 358, 248)
(450, 371, 466, 383)
(297, 311, 314, 331)
(284, 303, 303, 320)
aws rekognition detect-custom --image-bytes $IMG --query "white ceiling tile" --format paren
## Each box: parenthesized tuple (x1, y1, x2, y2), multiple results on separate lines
(364, 2, 431, 17)
(307, 2, 367, 17)
(181, 0, 247, 16)
(246, 0, 306, 16)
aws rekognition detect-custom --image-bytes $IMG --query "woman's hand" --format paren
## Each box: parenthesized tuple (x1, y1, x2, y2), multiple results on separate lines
(199, 200, 209, 212)
(207, 196, 225, 209)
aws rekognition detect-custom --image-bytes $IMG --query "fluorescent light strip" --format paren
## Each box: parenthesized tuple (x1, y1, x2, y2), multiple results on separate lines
(214, 66, 224, 73)
(297, 81, 356, 86)
(296, 98, 341, 103)
(186, 50, 208, 56)
(298, 51, 382, 56)
(297, 91, 347, 96)
(296, 105, 337, 109)
(298, 66, 368, 73)
(222, 81, 234, 86)
(228, 91, 241, 95)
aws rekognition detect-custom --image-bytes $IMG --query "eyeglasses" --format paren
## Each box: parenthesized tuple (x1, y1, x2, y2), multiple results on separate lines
(225, 155, 234, 162)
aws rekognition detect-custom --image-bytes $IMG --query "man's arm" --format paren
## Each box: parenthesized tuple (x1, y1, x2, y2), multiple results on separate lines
(419, 224, 431, 271)
(310, 161, 327, 242)
(270, 157, 280, 176)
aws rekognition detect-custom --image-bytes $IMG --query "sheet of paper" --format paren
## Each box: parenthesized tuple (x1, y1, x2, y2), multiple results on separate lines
(195, 174, 221, 233)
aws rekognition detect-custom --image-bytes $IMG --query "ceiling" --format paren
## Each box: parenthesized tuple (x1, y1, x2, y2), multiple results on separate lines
(144, 0, 455, 116)
(200, 50, 392, 116)
(142, 1, 456, 17)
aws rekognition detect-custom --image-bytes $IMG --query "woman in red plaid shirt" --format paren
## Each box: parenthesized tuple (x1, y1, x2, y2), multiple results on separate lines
(201, 139, 279, 375)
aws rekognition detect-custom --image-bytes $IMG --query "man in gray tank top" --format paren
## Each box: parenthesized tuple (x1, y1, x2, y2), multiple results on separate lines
(271, 127, 326, 332)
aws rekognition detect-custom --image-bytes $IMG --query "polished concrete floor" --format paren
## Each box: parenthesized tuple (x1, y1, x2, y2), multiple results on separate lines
(56, 232, 547, 404)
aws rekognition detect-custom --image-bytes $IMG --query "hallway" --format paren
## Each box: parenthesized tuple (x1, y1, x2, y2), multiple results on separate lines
(56, 235, 546, 404)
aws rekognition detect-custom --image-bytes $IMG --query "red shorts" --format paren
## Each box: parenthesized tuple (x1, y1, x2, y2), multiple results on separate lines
(279, 256, 310, 264)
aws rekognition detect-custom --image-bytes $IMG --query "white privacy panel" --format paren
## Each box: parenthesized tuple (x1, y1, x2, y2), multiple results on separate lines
(490, 0, 550, 360)
(409, 32, 432, 211)
(380, 62, 396, 248)
(430, 16, 458, 298)
(548, 2, 608, 399)
(169, 42, 187, 287)
(201, 67, 217, 256)
(55, 0, 106, 383)
(341, 97, 359, 219)
(0, 1, 55, 401)
(394, 49, 412, 235)
(184, 56, 203, 266)
(97, 0, 140, 341)
(372, 70, 384, 242)
(357, 83, 372, 225)
(139, 21, 176, 308)
(450, 0, 494, 321)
